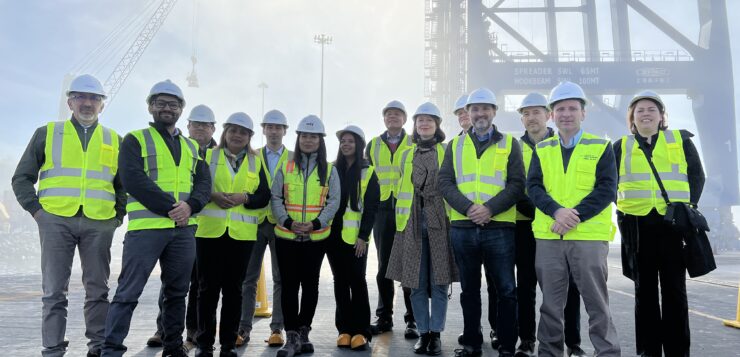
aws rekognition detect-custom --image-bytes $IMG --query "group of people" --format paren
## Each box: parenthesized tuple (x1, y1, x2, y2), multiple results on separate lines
(11, 73, 704, 357)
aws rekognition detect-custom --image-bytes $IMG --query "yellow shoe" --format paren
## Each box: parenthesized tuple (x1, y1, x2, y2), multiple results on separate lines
(350, 334, 368, 350)
(267, 329, 284, 347)
(337, 333, 351, 348)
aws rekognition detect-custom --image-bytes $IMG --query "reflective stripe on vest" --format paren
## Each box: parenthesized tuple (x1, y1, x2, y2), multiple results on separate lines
(259, 147, 290, 224)
(448, 133, 515, 223)
(196, 148, 262, 240)
(369, 134, 414, 201)
(395, 144, 446, 231)
(274, 160, 334, 241)
(126, 127, 200, 231)
(531, 133, 616, 241)
(617, 130, 690, 215)
(38, 120, 118, 219)
(340, 166, 375, 245)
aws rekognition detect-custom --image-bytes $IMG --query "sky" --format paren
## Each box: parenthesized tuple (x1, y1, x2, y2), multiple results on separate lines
(1, 0, 740, 212)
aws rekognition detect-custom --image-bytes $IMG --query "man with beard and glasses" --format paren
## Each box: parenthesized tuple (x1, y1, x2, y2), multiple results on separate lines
(101, 80, 211, 357)
(12, 74, 125, 357)
(147, 104, 218, 350)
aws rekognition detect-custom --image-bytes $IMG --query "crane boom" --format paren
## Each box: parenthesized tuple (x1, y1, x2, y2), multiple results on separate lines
(104, 0, 179, 103)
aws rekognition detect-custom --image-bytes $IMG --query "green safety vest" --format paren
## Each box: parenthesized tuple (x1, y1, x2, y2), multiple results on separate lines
(368, 133, 414, 201)
(449, 133, 516, 223)
(395, 144, 446, 231)
(340, 166, 375, 245)
(126, 127, 200, 231)
(531, 133, 616, 241)
(274, 160, 334, 241)
(38, 120, 118, 219)
(617, 130, 690, 215)
(259, 147, 290, 224)
(196, 148, 262, 240)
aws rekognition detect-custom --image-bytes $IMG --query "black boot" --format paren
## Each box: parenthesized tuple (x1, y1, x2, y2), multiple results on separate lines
(298, 326, 314, 353)
(413, 333, 431, 354)
(276, 330, 302, 357)
(426, 332, 441, 355)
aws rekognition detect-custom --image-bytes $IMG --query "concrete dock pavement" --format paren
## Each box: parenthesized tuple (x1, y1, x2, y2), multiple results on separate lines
(1, 242, 740, 356)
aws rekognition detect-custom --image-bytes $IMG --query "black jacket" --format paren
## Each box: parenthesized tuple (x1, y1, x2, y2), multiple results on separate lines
(118, 122, 211, 218)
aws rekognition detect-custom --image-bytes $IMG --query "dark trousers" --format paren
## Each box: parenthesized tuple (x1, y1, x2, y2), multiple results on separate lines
(102, 227, 195, 356)
(275, 238, 326, 331)
(194, 234, 254, 349)
(326, 231, 371, 337)
(156, 262, 198, 334)
(634, 213, 689, 356)
(451, 226, 517, 352)
(373, 206, 414, 322)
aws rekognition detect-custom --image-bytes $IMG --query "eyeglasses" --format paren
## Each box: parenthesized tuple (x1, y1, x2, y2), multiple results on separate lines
(71, 94, 103, 103)
(153, 100, 182, 110)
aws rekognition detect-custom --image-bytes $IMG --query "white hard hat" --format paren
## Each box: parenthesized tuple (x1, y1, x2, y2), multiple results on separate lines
(262, 109, 288, 127)
(382, 100, 406, 116)
(453, 94, 468, 114)
(147, 79, 185, 105)
(629, 90, 665, 112)
(66, 74, 107, 98)
(548, 81, 587, 109)
(517, 92, 549, 113)
(413, 102, 442, 121)
(225, 112, 254, 132)
(296, 115, 326, 136)
(187, 104, 216, 123)
(336, 124, 366, 142)
(466, 88, 498, 109)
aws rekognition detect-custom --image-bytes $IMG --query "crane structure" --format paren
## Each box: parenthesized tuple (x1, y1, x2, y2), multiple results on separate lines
(425, 0, 739, 240)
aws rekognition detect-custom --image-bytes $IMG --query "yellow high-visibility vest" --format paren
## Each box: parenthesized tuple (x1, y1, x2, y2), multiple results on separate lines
(259, 147, 290, 224)
(38, 120, 119, 219)
(196, 148, 262, 240)
(448, 133, 516, 223)
(368, 133, 414, 201)
(340, 166, 375, 245)
(395, 144, 446, 231)
(126, 127, 200, 231)
(531, 133, 616, 241)
(617, 130, 690, 215)
(274, 160, 334, 241)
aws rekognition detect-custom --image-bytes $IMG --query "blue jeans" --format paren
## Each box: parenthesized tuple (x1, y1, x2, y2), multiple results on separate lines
(451, 226, 517, 352)
(410, 225, 449, 334)
(101, 226, 196, 357)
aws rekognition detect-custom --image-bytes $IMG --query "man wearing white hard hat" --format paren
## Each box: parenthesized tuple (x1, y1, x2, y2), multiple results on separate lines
(326, 124, 380, 350)
(12, 74, 125, 357)
(514, 92, 586, 357)
(102, 80, 211, 357)
(147, 103, 218, 349)
(193, 112, 271, 357)
(438, 88, 525, 357)
(365, 100, 418, 338)
(236, 109, 291, 348)
(527, 81, 620, 356)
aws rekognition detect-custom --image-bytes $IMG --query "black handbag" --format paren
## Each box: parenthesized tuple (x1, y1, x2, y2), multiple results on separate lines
(635, 137, 716, 277)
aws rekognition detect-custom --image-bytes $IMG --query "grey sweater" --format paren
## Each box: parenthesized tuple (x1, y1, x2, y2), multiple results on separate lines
(270, 152, 340, 235)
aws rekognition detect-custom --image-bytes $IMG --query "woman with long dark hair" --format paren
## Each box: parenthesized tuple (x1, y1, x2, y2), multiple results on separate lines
(194, 112, 271, 357)
(271, 115, 340, 357)
(615, 90, 705, 357)
(386, 102, 458, 355)
(327, 125, 380, 351)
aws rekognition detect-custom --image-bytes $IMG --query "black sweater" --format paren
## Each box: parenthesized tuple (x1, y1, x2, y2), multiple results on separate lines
(119, 121, 211, 217)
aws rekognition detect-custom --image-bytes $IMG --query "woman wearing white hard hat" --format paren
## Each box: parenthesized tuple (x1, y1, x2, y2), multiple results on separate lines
(386, 102, 458, 356)
(614, 90, 705, 357)
(327, 125, 380, 351)
(271, 115, 340, 357)
(193, 112, 271, 357)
